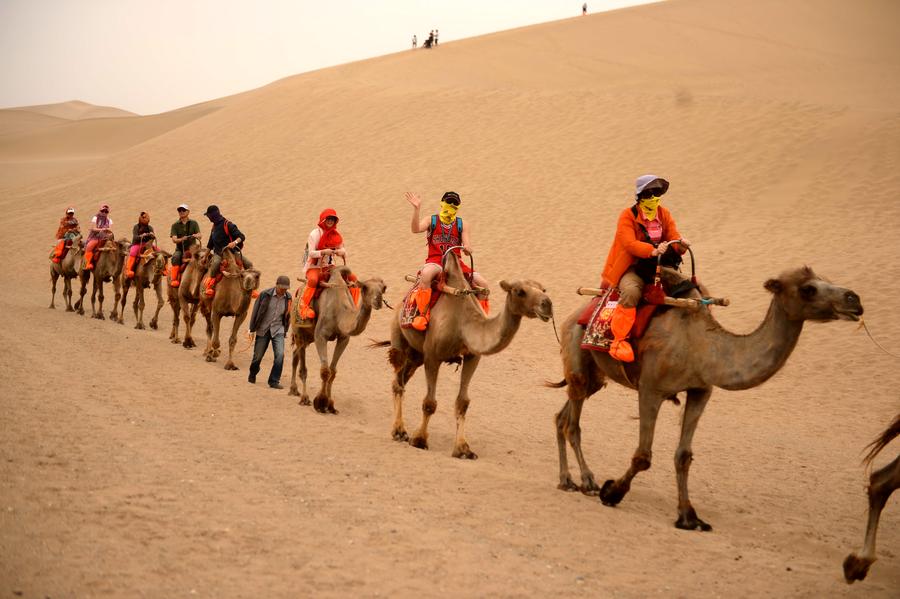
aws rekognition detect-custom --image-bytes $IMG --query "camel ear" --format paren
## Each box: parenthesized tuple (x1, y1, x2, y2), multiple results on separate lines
(499, 280, 512, 292)
(764, 279, 783, 294)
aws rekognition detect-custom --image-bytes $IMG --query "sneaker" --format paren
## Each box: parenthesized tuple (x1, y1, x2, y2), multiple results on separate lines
(248, 375, 256, 384)
(269, 382, 283, 390)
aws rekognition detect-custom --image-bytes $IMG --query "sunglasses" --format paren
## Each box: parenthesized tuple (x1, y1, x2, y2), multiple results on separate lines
(443, 199, 460, 207)
(177, 208, 188, 213)
(100, 209, 109, 213)
(639, 190, 663, 200)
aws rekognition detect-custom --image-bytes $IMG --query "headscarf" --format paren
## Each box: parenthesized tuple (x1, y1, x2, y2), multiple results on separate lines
(316, 208, 343, 250)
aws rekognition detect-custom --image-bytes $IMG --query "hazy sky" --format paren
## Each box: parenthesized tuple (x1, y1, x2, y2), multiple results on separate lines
(1, 0, 657, 115)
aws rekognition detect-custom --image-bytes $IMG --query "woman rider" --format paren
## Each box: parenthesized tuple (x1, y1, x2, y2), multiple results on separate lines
(83, 203, 114, 270)
(125, 211, 156, 279)
(601, 174, 690, 362)
(405, 190, 489, 331)
(51, 207, 80, 263)
(297, 208, 357, 319)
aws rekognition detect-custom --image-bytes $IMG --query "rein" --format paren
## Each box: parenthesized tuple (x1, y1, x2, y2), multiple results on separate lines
(857, 318, 900, 359)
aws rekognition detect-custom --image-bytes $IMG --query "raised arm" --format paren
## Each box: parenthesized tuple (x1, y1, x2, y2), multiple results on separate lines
(406, 192, 431, 233)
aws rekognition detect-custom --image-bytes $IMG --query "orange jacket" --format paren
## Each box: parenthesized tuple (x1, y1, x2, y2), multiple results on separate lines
(601, 205, 682, 287)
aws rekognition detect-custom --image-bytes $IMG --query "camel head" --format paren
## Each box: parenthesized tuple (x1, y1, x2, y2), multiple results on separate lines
(241, 269, 261, 293)
(150, 250, 170, 278)
(360, 277, 388, 309)
(763, 266, 863, 322)
(194, 247, 211, 269)
(498, 279, 553, 322)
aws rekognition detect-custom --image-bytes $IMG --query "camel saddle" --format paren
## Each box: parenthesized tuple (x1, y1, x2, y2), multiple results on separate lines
(399, 265, 476, 330)
(578, 278, 697, 353)
(292, 267, 353, 327)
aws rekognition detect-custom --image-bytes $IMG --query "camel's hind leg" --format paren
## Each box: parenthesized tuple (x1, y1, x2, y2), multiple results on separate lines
(389, 346, 422, 443)
(75, 272, 88, 315)
(289, 337, 311, 405)
(49, 269, 59, 309)
(673, 388, 713, 531)
(451, 354, 480, 459)
(132, 287, 146, 329)
(149, 281, 164, 330)
(63, 276, 75, 312)
(315, 336, 348, 414)
(182, 302, 198, 348)
(844, 455, 900, 583)
(599, 387, 666, 508)
(223, 313, 248, 370)
(169, 293, 181, 343)
(410, 356, 441, 450)
(117, 281, 130, 324)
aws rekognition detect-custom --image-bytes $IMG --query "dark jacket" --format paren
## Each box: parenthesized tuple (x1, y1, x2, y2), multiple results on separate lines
(131, 223, 155, 245)
(248, 287, 291, 334)
(207, 219, 245, 254)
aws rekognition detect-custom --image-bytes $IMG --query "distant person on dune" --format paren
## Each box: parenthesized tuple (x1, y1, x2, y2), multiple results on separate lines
(168, 203, 201, 288)
(83, 203, 114, 270)
(404, 190, 490, 330)
(424, 30, 434, 49)
(203, 205, 253, 297)
(600, 175, 691, 362)
(412, 34, 417, 49)
(297, 208, 356, 320)
(125, 211, 157, 279)
(51, 207, 80, 264)
(583, 3, 587, 16)
(434, 29, 439, 45)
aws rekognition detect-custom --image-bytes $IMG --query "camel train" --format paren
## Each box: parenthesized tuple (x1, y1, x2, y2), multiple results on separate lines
(49, 211, 895, 582)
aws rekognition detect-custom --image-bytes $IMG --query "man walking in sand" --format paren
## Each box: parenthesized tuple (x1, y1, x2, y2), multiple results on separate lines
(247, 275, 292, 389)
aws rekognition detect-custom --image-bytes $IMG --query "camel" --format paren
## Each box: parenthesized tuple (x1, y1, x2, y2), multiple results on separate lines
(174, 245, 212, 348)
(379, 252, 553, 458)
(843, 413, 900, 583)
(49, 234, 83, 312)
(117, 243, 170, 329)
(167, 239, 207, 345)
(75, 236, 127, 320)
(288, 265, 387, 413)
(199, 248, 260, 370)
(551, 266, 863, 531)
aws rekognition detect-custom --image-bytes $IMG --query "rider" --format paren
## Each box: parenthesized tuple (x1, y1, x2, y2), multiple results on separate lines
(601, 174, 690, 362)
(169, 203, 201, 288)
(405, 190, 489, 331)
(125, 211, 156, 279)
(297, 208, 357, 319)
(83, 203, 114, 270)
(51, 207, 80, 263)
(203, 205, 253, 297)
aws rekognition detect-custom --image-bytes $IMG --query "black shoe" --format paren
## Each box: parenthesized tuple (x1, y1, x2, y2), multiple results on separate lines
(269, 382, 283, 390)
(248, 375, 256, 384)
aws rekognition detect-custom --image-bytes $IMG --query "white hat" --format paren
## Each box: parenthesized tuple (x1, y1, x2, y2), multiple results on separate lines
(177, 203, 189, 211)
(635, 175, 669, 198)
(66, 207, 75, 214)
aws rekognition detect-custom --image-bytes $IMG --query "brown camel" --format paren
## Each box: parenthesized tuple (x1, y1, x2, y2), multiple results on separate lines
(173, 245, 211, 348)
(75, 236, 127, 320)
(200, 248, 260, 370)
(380, 253, 553, 458)
(551, 266, 863, 531)
(288, 265, 387, 413)
(843, 413, 900, 583)
(118, 244, 170, 329)
(49, 234, 83, 312)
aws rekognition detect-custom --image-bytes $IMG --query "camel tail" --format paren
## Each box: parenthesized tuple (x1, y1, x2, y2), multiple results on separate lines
(863, 413, 900, 466)
(544, 379, 568, 389)
(368, 339, 391, 349)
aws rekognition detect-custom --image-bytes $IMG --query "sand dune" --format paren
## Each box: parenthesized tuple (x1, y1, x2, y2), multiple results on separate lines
(11, 99, 138, 120)
(1, 0, 898, 596)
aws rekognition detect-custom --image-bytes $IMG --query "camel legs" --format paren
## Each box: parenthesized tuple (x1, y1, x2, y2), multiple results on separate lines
(599, 388, 665, 507)
(289, 339, 311, 405)
(451, 354, 480, 459)
(181, 301, 199, 348)
(556, 396, 601, 494)
(75, 272, 88, 315)
(314, 336, 348, 414)
(389, 348, 422, 442)
(132, 286, 147, 329)
(149, 281, 165, 330)
(673, 388, 712, 531)
(223, 313, 248, 370)
(90, 279, 105, 320)
(109, 277, 122, 321)
(410, 356, 441, 450)
(205, 311, 221, 362)
(49, 269, 59, 309)
(63, 276, 75, 312)
(168, 294, 181, 343)
(844, 455, 900, 583)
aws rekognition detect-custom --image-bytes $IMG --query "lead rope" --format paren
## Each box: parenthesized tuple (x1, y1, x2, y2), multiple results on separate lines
(551, 310, 561, 345)
(857, 318, 900, 359)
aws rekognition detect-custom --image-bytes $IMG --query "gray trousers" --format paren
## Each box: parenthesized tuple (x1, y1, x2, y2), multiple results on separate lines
(208, 251, 253, 277)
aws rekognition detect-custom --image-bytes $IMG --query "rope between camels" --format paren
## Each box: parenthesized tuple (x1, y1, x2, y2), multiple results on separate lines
(857, 318, 900, 359)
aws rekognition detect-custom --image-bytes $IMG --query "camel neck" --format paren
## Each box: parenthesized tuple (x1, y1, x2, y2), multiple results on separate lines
(459, 295, 522, 356)
(704, 298, 804, 390)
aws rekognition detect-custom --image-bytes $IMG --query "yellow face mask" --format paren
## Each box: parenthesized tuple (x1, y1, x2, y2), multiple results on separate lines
(639, 196, 661, 220)
(439, 201, 459, 224)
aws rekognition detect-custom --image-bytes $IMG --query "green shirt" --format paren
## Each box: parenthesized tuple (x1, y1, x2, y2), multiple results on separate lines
(170, 219, 200, 251)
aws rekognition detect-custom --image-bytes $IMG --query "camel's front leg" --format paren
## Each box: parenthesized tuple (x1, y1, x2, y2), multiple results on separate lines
(63, 276, 75, 312)
(223, 312, 248, 370)
(118, 281, 130, 324)
(169, 295, 181, 343)
(132, 287, 146, 329)
(389, 349, 421, 443)
(91, 280, 104, 320)
(451, 354, 480, 459)
(557, 395, 601, 494)
(321, 336, 350, 413)
(109, 276, 122, 321)
(205, 311, 221, 362)
(844, 455, 900, 582)
(312, 335, 333, 413)
(289, 338, 311, 405)
(49, 269, 59, 309)
(182, 302, 198, 348)
(149, 281, 164, 330)
(410, 357, 441, 450)
(75, 273, 88, 315)
(673, 388, 712, 531)
(600, 388, 665, 507)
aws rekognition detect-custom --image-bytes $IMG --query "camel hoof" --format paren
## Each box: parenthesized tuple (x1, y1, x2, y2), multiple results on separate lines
(205, 354, 216, 363)
(149, 320, 158, 330)
(49, 305, 55, 310)
(298, 397, 311, 406)
(599, 480, 625, 507)
(288, 387, 299, 397)
(183, 339, 195, 349)
(452, 447, 478, 460)
(224, 363, 238, 371)
(674, 508, 712, 531)
(842, 553, 871, 583)
(392, 430, 409, 442)
(557, 478, 580, 492)
(409, 436, 428, 450)
(171, 338, 181, 344)
(94, 314, 105, 321)
(327, 405, 339, 415)
(313, 396, 329, 413)
(65, 307, 74, 313)
(135, 323, 144, 330)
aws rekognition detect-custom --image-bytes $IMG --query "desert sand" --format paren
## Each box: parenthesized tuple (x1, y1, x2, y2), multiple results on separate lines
(1, 0, 898, 596)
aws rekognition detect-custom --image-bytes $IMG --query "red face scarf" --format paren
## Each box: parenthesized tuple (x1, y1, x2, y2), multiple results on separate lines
(316, 208, 343, 250)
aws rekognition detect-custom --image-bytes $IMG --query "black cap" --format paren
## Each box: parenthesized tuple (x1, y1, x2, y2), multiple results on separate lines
(276, 275, 290, 289)
(203, 205, 220, 216)
(441, 191, 461, 204)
